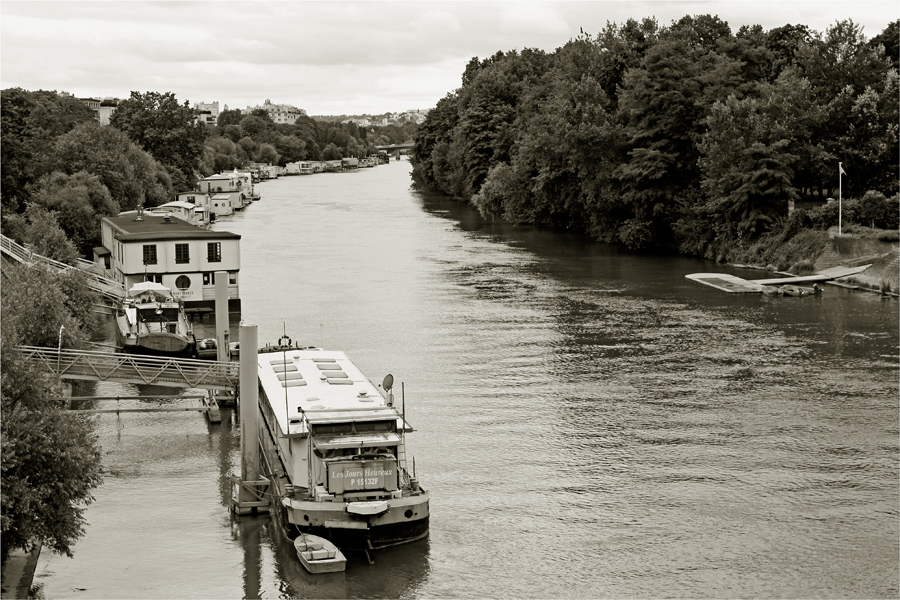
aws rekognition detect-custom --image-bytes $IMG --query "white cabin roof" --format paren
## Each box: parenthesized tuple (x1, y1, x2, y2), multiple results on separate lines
(257, 348, 401, 436)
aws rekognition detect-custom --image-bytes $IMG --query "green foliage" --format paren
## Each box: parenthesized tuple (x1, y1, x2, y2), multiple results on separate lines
(216, 108, 243, 128)
(787, 259, 816, 275)
(28, 171, 117, 255)
(1, 262, 103, 561)
(807, 200, 842, 229)
(322, 143, 342, 160)
(3, 204, 81, 265)
(1, 88, 97, 213)
(255, 143, 279, 165)
(870, 20, 899, 71)
(52, 122, 172, 210)
(856, 190, 890, 228)
(411, 14, 897, 256)
(109, 91, 208, 191)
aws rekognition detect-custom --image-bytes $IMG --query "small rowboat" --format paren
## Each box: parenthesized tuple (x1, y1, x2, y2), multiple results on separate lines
(294, 533, 346, 573)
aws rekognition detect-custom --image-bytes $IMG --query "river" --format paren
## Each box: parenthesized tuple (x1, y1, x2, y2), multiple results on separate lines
(36, 159, 898, 599)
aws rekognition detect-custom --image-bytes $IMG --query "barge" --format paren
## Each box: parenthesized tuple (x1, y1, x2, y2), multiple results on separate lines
(255, 343, 429, 551)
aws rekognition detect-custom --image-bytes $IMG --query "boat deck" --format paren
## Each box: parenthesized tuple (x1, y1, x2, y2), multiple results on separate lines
(257, 347, 406, 437)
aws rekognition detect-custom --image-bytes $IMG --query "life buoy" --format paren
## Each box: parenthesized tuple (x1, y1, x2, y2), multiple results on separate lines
(278, 335, 292, 347)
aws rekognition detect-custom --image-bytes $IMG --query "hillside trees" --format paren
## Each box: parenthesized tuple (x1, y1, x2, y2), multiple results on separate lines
(110, 91, 208, 191)
(1, 88, 96, 213)
(410, 15, 899, 257)
(616, 36, 743, 247)
(27, 172, 118, 256)
(53, 122, 172, 210)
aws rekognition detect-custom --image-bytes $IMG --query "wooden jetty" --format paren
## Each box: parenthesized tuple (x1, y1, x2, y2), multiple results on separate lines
(686, 264, 871, 294)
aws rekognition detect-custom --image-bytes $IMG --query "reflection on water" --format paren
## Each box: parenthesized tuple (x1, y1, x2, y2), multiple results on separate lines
(36, 162, 898, 598)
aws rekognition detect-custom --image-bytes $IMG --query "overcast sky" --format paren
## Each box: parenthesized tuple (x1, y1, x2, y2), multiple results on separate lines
(1, 1, 896, 116)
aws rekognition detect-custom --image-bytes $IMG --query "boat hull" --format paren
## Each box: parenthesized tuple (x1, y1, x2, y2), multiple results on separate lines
(116, 321, 196, 358)
(281, 495, 430, 550)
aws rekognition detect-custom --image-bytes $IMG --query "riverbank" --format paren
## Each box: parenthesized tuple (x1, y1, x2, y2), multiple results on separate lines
(1, 545, 41, 600)
(723, 226, 899, 295)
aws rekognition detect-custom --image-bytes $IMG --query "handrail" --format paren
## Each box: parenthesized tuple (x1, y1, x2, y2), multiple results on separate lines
(1, 233, 124, 299)
(18, 346, 239, 391)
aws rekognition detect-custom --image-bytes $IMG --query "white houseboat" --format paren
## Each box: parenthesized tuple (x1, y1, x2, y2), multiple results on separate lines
(256, 343, 429, 550)
(95, 210, 241, 312)
(147, 200, 209, 228)
(115, 281, 196, 357)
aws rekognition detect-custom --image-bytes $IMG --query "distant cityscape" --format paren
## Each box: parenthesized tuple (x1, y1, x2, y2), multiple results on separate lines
(64, 92, 429, 128)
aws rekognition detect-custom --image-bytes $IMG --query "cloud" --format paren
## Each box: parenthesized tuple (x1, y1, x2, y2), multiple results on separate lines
(2, 1, 897, 114)
(500, 4, 571, 38)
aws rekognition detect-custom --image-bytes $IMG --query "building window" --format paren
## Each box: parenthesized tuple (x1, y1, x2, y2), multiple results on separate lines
(207, 242, 222, 262)
(175, 243, 190, 264)
(229, 272, 237, 285)
(143, 244, 157, 265)
(175, 275, 191, 290)
(144, 274, 162, 283)
(202, 272, 211, 286)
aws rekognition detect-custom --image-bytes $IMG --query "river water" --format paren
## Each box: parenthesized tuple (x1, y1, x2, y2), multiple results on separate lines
(36, 160, 898, 599)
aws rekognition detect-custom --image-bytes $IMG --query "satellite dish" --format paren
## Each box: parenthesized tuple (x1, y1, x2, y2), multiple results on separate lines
(382, 374, 394, 391)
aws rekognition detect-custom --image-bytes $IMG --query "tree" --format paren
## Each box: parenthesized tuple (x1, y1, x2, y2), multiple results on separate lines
(53, 122, 171, 210)
(239, 115, 272, 141)
(255, 143, 279, 165)
(796, 19, 891, 101)
(3, 204, 82, 265)
(617, 37, 743, 246)
(216, 108, 244, 128)
(109, 91, 208, 191)
(870, 20, 899, 71)
(1, 88, 96, 214)
(29, 171, 118, 256)
(322, 143, 342, 160)
(1, 262, 103, 563)
(828, 70, 900, 197)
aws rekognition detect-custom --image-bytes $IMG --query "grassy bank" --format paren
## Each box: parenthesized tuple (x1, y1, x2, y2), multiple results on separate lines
(716, 225, 900, 295)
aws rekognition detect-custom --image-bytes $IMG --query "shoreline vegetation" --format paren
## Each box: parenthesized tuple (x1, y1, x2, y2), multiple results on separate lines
(408, 16, 899, 293)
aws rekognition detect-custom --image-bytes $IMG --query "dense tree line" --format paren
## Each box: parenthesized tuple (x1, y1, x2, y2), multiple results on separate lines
(0, 88, 400, 260)
(198, 109, 401, 175)
(411, 17, 899, 257)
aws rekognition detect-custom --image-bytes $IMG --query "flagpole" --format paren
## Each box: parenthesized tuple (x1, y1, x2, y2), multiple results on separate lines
(839, 162, 842, 236)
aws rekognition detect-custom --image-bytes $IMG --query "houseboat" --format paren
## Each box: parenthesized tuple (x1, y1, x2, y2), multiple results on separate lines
(115, 281, 196, 357)
(256, 343, 429, 551)
(95, 211, 241, 313)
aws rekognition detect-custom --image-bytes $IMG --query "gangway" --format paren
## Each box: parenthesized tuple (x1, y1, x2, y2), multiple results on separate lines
(17, 346, 238, 391)
(0, 233, 125, 301)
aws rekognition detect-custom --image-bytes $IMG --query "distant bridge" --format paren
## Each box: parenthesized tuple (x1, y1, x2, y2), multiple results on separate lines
(19, 346, 239, 391)
(1, 233, 125, 301)
(376, 143, 414, 151)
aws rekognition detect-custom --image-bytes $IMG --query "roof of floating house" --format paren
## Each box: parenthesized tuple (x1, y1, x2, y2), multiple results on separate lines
(104, 214, 240, 241)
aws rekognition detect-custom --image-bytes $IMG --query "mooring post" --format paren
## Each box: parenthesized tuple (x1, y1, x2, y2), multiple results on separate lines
(214, 271, 229, 362)
(233, 323, 268, 514)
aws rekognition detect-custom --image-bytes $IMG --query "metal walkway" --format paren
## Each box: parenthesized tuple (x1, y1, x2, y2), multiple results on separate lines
(0, 233, 125, 300)
(18, 346, 239, 391)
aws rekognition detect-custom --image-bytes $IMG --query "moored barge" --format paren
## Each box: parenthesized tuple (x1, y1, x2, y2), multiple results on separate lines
(256, 343, 429, 551)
